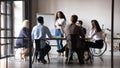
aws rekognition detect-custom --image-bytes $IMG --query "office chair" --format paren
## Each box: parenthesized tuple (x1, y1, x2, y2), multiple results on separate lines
(32, 39, 51, 64)
(66, 34, 85, 64)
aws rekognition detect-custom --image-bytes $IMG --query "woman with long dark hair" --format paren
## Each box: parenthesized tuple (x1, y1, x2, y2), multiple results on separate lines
(87, 20, 103, 48)
(85, 19, 104, 61)
(55, 11, 66, 56)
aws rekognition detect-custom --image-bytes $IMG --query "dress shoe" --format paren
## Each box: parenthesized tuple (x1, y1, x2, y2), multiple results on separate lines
(57, 49, 64, 53)
(41, 59, 47, 64)
(79, 60, 85, 65)
(38, 59, 47, 64)
(65, 58, 73, 64)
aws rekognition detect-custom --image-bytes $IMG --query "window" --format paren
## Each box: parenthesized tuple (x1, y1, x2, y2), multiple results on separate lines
(0, 1, 13, 59)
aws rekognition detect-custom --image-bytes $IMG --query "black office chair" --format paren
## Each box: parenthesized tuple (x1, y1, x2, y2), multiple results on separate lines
(66, 34, 85, 64)
(32, 39, 51, 64)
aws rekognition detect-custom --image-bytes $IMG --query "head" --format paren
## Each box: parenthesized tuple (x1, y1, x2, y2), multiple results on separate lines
(38, 16, 44, 24)
(76, 20, 83, 27)
(55, 11, 66, 21)
(71, 15, 78, 24)
(23, 20, 29, 28)
(91, 19, 102, 32)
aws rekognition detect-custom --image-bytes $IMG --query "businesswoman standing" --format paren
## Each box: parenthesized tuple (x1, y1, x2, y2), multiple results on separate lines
(54, 11, 66, 56)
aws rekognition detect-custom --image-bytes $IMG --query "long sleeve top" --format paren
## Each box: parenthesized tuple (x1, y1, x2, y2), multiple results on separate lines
(16, 27, 29, 48)
(31, 23, 52, 48)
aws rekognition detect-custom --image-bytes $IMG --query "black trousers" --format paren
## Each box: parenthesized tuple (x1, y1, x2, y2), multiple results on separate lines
(85, 40, 103, 51)
(35, 39, 51, 60)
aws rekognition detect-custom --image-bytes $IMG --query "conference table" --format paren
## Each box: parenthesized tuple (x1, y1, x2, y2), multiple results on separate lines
(45, 37, 66, 40)
(45, 37, 90, 40)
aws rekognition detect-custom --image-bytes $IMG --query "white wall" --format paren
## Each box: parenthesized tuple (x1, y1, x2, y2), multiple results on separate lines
(38, 0, 120, 34)
(38, 0, 120, 55)
(38, 0, 113, 34)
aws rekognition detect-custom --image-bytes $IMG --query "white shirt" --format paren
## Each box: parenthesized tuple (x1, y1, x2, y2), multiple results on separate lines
(31, 23, 43, 40)
(55, 18, 65, 29)
(89, 29, 104, 41)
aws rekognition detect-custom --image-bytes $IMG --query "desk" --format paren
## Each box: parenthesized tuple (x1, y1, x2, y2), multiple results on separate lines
(45, 37, 66, 40)
(45, 37, 89, 40)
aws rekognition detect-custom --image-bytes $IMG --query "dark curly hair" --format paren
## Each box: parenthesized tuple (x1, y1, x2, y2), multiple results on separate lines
(55, 11, 66, 21)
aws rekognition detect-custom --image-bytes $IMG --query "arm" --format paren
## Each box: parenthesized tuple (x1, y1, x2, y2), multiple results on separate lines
(90, 29, 96, 38)
(79, 29, 85, 41)
(84, 28, 87, 35)
(31, 27, 35, 40)
(43, 26, 53, 38)
(57, 18, 65, 27)
(64, 24, 70, 37)
(88, 29, 96, 41)
(75, 26, 85, 41)
(22, 28, 29, 37)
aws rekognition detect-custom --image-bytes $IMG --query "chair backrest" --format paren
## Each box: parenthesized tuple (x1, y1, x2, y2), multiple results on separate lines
(66, 34, 84, 50)
(34, 39, 50, 50)
(70, 34, 78, 50)
(34, 39, 41, 51)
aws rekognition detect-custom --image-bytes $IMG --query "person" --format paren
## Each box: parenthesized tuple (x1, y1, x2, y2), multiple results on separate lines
(16, 20, 30, 61)
(85, 19, 104, 61)
(57, 20, 87, 52)
(54, 11, 66, 56)
(64, 15, 85, 64)
(76, 20, 86, 35)
(31, 16, 53, 64)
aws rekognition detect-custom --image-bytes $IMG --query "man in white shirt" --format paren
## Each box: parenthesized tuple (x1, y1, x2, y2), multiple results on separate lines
(31, 16, 52, 64)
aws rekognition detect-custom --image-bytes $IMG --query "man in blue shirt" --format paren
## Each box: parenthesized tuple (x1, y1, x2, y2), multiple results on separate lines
(31, 16, 52, 64)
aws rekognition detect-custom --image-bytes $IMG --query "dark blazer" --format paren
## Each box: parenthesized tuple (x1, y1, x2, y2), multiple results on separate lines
(16, 27, 29, 48)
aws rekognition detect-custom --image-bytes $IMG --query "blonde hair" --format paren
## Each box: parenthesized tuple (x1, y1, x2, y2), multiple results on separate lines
(23, 20, 29, 28)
